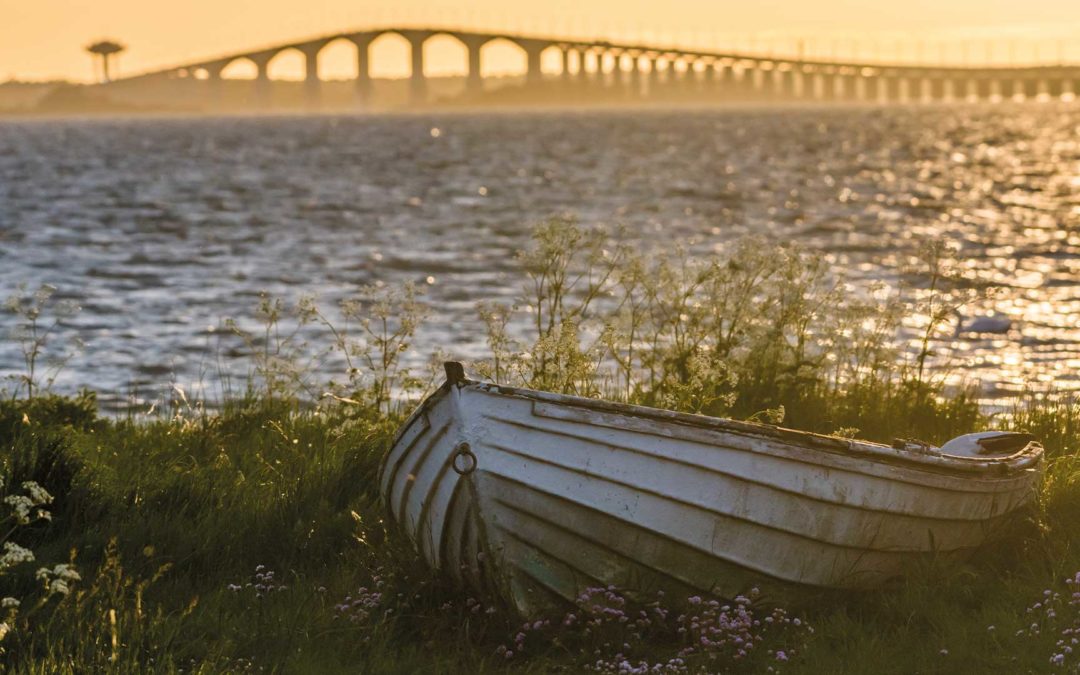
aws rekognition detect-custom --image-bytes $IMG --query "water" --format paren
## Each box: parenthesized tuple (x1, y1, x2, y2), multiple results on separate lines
(1, 105, 1079, 410)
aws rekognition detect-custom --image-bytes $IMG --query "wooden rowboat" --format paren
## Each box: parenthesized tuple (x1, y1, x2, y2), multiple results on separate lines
(380, 363, 1043, 616)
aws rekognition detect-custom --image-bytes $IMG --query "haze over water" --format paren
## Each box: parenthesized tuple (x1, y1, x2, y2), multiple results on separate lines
(1, 105, 1078, 410)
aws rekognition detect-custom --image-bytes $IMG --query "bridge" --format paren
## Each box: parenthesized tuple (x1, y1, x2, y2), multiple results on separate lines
(110, 27, 1080, 110)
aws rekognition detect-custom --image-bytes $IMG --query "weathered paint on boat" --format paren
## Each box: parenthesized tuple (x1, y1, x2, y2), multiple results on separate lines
(380, 364, 1044, 616)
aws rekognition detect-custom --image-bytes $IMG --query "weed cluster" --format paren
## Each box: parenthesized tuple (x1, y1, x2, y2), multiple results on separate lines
(473, 218, 982, 446)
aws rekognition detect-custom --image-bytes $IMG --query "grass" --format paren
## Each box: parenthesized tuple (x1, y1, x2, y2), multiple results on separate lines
(0, 394, 1077, 673)
(2, 219, 1079, 672)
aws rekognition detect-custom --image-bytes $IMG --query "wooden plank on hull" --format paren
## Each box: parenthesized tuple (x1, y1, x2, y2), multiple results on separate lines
(481, 409, 1028, 522)
(482, 437, 1008, 552)
(479, 462, 926, 587)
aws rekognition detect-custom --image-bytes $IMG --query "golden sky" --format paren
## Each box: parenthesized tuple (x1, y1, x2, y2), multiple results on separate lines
(4, 0, 1080, 82)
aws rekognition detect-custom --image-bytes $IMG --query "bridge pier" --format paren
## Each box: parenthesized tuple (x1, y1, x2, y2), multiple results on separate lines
(583, 50, 597, 85)
(794, 67, 808, 99)
(776, 66, 788, 99)
(1018, 78, 1032, 100)
(965, 78, 979, 102)
(408, 37, 427, 104)
(204, 64, 226, 111)
(610, 52, 625, 90)
(930, 77, 946, 102)
(865, 75, 883, 103)
(817, 72, 831, 100)
(462, 37, 487, 95)
(941, 78, 956, 102)
(520, 39, 548, 85)
(630, 55, 644, 96)
(248, 53, 275, 109)
(703, 60, 716, 95)
(723, 61, 739, 95)
(974, 78, 990, 100)
(302, 46, 322, 109)
(344, 34, 374, 108)
(838, 72, 856, 100)
(752, 63, 766, 96)
(917, 77, 930, 103)
(678, 59, 690, 91)
(999, 78, 1014, 101)
(854, 73, 867, 101)
(882, 76, 899, 103)
(899, 76, 913, 103)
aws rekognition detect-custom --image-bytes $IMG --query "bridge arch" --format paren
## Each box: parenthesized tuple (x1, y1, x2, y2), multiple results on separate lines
(219, 56, 259, 80)
(539, 45, 563, 76)
(265, 46, 307, 81)
(595, 52, 615, 75)
(479, 37, 529, 80)
(368, 31, 413, 80)
(316, 37, 359, 81)
(581, 49, 602, 77)
(422, 32, 470, 78)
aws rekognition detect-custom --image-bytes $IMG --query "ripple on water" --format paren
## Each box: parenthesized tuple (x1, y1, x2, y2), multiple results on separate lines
(1, 106, 1079, 408)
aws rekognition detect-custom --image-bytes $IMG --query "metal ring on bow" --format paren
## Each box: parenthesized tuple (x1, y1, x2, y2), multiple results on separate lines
(452, 442, 477, 475)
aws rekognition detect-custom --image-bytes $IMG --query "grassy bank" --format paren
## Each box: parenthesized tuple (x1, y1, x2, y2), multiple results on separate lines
(2, 220, 1079, 672)
(0, 393, 1078, 674)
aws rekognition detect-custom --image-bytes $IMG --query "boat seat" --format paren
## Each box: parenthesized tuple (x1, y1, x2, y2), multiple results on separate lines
(937, 431, 1036, 458)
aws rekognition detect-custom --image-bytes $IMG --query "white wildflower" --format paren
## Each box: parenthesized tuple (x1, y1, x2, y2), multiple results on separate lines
(36, 564, 80, 597)
(0, 621, 9, 642)
(21, 482, 53, 506)
(0, 542, 35, 570)
(4, 495, 34, 525)
(1, 597, 19, 609)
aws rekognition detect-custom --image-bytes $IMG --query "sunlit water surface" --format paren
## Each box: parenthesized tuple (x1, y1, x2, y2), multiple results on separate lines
(1, 106, 1079, 411)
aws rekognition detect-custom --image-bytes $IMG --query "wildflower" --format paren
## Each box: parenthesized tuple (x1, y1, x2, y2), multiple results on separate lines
(21, 482, 53, 506)
(36, 563, 81, 597)
(4, 495, 34, 524)
(939, 649, 949, 656)
(775, 650, 788, 661)
(0, 542, 35, 570)
(1, 598, 19, 609)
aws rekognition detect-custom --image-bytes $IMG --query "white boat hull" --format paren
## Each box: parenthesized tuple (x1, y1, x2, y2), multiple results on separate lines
(380, 367, 1043, 616)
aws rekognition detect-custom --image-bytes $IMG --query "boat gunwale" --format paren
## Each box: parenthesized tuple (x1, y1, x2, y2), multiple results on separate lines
(462, 380, 1043, 477)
